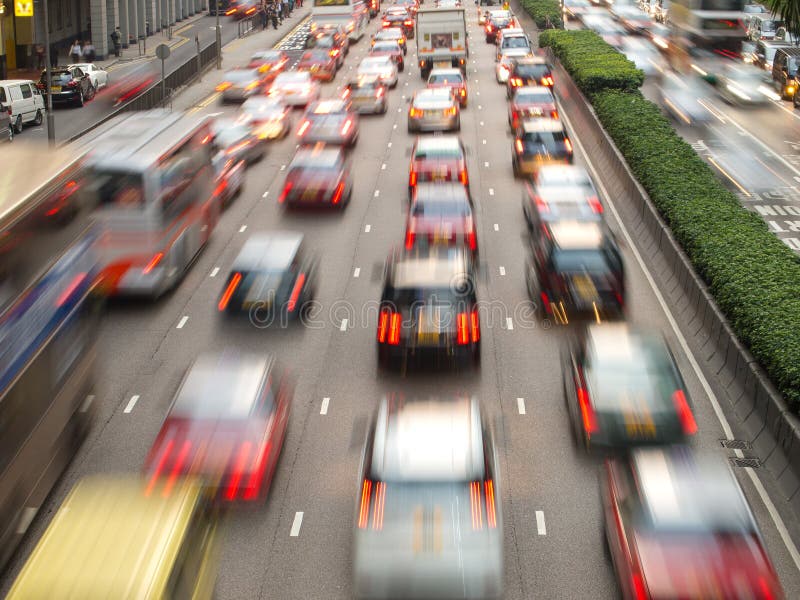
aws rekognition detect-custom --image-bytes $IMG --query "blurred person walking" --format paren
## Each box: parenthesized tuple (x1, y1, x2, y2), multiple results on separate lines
(69, 40, 83, 64)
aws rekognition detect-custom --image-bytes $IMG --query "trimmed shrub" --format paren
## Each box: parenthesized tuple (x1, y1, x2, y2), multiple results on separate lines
(538, 29, 644, 93)
(519, 0, 564, 30)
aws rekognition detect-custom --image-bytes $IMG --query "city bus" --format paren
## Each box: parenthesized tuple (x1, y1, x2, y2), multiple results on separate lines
(80, 110, 218, 298)
(312, 0, 370, 42)
(0, 143, 100, 570)
(667, 0, 748, 63)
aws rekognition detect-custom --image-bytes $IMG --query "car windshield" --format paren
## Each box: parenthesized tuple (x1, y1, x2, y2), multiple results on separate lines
(45, 72, 74, 83)
(516, 90, 553, 104)
(387, 286, 469, 308)
(302, 51, 330, 62)
(412, 201, 470, 217)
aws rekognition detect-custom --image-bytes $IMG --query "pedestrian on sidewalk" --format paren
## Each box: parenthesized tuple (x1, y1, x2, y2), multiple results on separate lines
(289, 0, 295, 14)
(84, 41, 96, 63)
(49, 42, 59, 67)
(35, 44, 45, 70)
(69, 40, 83, 64)
(110, 27, 122, 58)
(296, 0, 302, 7)
(282, 0, 289, 20)
(260, 0, 268, 29)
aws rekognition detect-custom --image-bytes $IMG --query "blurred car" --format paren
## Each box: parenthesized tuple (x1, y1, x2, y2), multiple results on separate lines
(382, 8, 415, 39)
(512, 119, 573, 177)
(232, 0, 260, 17)
(507, 57, 554, 97)
(563, 0, 591, 21)
(613, 5, 653, 33)
(370, 41, 405, 71)
(648, 21, 671, 52)
(296, 99, 358, 147)
(358, 56, 399, 88)
(660, 72, 712, 126)
(37, 66, 95, 107)
(496, 29, 531, 61)
(103, 61, 156, 106)
(407, 87, 460, 133)
(211, 117, 266, 165)
(376, 246, 481, 369)
(563, 321, 700, 451)
(409, 135, 469, 194)
(216, 68, 266, 103)
(603, 448, 784, 599)
(247, 50, 290, 80)
(240, 96, 292, 140)
(583, 14, 626, 47)
(508, 85, 558, 130)
(306, 29, 349, 66)
(353, 395, 502, 599)
(485, 10, 515, 43)
(67, 62, 108, 90)
(526, 220, 624, 323)
(144, 351, 292, 502)
(297, 49, 339, 82)
(341, 77, 388, 114)
(717, 64, 777, 105)
(620, 38, 662, 78)
(406, 183, 477, 255)
(211, 147, 246, 208)
(427, 67, 468, 107)
(372, 27, 408, 55)
(278, 146, 353, 208)
(6, 476, 219, 600)
(496, 54, 516, 83)
(268, 71, 321, 107)
(522, 165, 602, 230)
(392, 0, 419, 13)
(217, 232, 318, 319)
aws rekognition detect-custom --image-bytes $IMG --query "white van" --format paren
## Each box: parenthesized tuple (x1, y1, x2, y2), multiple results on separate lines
(747, 15, 777, 41)
(0, 80, 45, 134)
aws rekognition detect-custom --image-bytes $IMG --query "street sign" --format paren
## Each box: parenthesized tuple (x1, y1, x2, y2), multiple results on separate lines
(155, 43, 171, 60)
(14, 0, 33, 17)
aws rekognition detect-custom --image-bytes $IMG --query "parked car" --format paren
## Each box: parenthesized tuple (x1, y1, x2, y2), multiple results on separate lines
(37, 67, 95, 108)
(0, 79, 45, 133)
(67, 63, 109, 90)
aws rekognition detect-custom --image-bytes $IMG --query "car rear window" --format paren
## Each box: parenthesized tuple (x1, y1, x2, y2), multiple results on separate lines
(43, 72, 73, 83)
(503, 36, 529, 49)
(516, 90, 554, 104)
(515, 64, 550, 79)
(428, 73, 463, 84)
(412, 201, 469, 217)
(414, 146, 461, 160)
(552, 249, 609, 273)
(520, 131, 567, 152)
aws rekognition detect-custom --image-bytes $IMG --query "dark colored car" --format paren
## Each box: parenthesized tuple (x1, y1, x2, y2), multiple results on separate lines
(217, 232, 318, 321)
(278, 146, 353, 208)
(382, 9, 415, 39)
(562, 323, 696, 451)
(506, 58, 554, 98)
(522, 165, 603, 230)
(377, 245, 480, 370)
(526, 220, 624, 322)
(512, 119, 573, 177)
(603, 448, 784, 599)
(143, 350, 292, 503)
(38, 67, 95, 107)
(485, 11, 514, 43)
(406, 183, 477, 255)
(409, 135, 469, 195)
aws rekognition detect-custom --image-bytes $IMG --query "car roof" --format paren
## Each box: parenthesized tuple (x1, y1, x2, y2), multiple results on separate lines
(290, 146, 343, 168)
(172, 352, 273, 419)
(413, 182, 470, 204)
(548, 221, 604, 249)
(514, 85, 554, 99)
(371, 396, 485, 482)
(414, 135, 462, 152)
(536, 165, 592, 186)
(429, 68, 463, 76)
(232, 232, 303, 272)
(778, 47, 800, 57)
(391, 246, 471, 288)
(521, 119, 564, 133)
(275, 71, 311, 81)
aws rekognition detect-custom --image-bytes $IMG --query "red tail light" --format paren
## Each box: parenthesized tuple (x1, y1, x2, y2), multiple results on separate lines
(550, 109, 559, 119)
(459, 88, 466, 97)
(341, 88, 351, 99)
(358, 479, 373, 528)
(331, 181, 345, 205)
(225, 441, 253, 501)
(458, 169, 468, 185)
(358, 479, 387, 530)
(341, 119, 353, 136)
(331, 49, 340, 57)
(467, 228, 477, 251)
(470, 480, 497, 530)
(404, 20, 413, 25)
(510, 78, 522, 87)
(243, 442, 272, 501)
(515, 139, 524, 154)
(287, 272, 306, 312)
(564, 138, 573, 154)
(405, 228, 415, 249)
(486, 24, 492, 32)
(67, 80, 79, 88)
(470, 481, 483, 528)
(376, 87, 385, 98)
(672, 390, 697, 435)
(145, 438, 175, 496)
(372, 481, 386, 530)
(577, 385, 598, 434)
(218, 272, 242, 311)
(409, 170, 418, 187)
(163, 439, 192, 497)
(457, 312, 469, 345)
(588, 196, 603, 214)
(278, 181, 293, 204)
(142, 252, 164, 274)
(540, 291, 552, 314)
(484, 479, 497, 528)
(542, 75, 554, 86)
(631, 573, 648, 600)
(388, 312, 401, 345)
(470, 309, 480, 342)
(535, 196, 549, 213)
(379, 310, 402, 344)
(297, 119, 311, 137)
(382, 20, 390, 27)
(56, 272, 87, 307)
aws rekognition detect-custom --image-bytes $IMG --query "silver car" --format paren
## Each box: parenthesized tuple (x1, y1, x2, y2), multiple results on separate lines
(357, 56, 399, 88)
(240, 96, 292, 139)
(218, 68, 265, 103)
(353, 395, 503, 599)
(268, 71, 321, 108)
(660, 73, 712, 127)
(407, 88, 460, 133)
(716, 64, 778, 105)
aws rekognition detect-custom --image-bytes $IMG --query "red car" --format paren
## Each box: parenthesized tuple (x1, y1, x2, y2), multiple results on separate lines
(297, 49, 338, 82)
(370, 41, 405, 71)
(408, 135, 469, 196)
(406, 183, 477, 254)
(143, 352, 292, 504)
(427, 68, 468, 107)
(278, 146, 353, 209)
(508, 85, 558, 130)
(603, 448, 784, 600)
(247, 50, 289, 81)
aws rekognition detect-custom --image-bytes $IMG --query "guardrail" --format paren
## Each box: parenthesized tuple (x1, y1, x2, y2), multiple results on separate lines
(238, 15, 259, 38)
(547, 49, 800, 513)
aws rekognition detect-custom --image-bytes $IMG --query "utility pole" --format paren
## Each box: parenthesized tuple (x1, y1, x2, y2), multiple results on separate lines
(215, 0, 221, 69)
(43, 0, 56, 145)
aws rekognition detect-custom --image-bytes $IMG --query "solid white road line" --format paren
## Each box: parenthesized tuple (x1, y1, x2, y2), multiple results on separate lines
(353, 267, 361, 278)
(517, 397, 526, 415)
(124, 395, 140, 414)
(210, 267, 220, 278)
(561, 104, 800, 572)
(176, 316, 189, 329)
(290, 512, 304, 537)
(321, 397, 330, 415)
(340, 318, 348, 332)
(536, 511, 547, 535)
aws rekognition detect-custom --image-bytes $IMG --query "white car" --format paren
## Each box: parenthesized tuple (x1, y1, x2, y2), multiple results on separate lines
(357, 56, 399, 88)
(496, 55, 516, 83)
(267, 71, 320, 107)
(68, 63, 108, 90)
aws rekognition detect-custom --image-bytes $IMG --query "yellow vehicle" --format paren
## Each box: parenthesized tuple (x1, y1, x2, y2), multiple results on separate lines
(7, 475, 219, 600)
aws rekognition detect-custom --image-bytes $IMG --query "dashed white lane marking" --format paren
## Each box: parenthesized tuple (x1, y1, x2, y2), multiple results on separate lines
(489, 188, 495, 196)
(393, 124, 397, 129)
(176, 316, 189, 329)
(210, 267, 220, 278)
(365, 224, 371, 232)
(476, 91, 481, 96)
(374, 190, 380, 197)
(124, 395, 140, 414)
(320, 397, 330, 415)
(397, 107, 402, 112)
(387, 142, 392, 148)
(353, 267, 361, 278)
(290, 512, 304, 537)
(517, 397, 526, 415)
(499, 266, 506, 276)
(484, 161, 489, 167)
(505, 317, 514, 330)
(536, 511, 547, 535)
(381, 163, 386, 170)
(493, 223, 499, 231)
(280, 164, 286, 171)
(478, 105, 483, 110)
(480, 121, 484, 126)
(482, 139, 487, 145)
(340, 318, 348, 332)
(239, 225, 247, 233)
(262, 191, 269, 198)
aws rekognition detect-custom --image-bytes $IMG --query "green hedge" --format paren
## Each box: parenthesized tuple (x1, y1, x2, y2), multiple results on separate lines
(519, 0, 563, 30)
(534, 26, 800, 409)
(539, 29, 644, 94)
